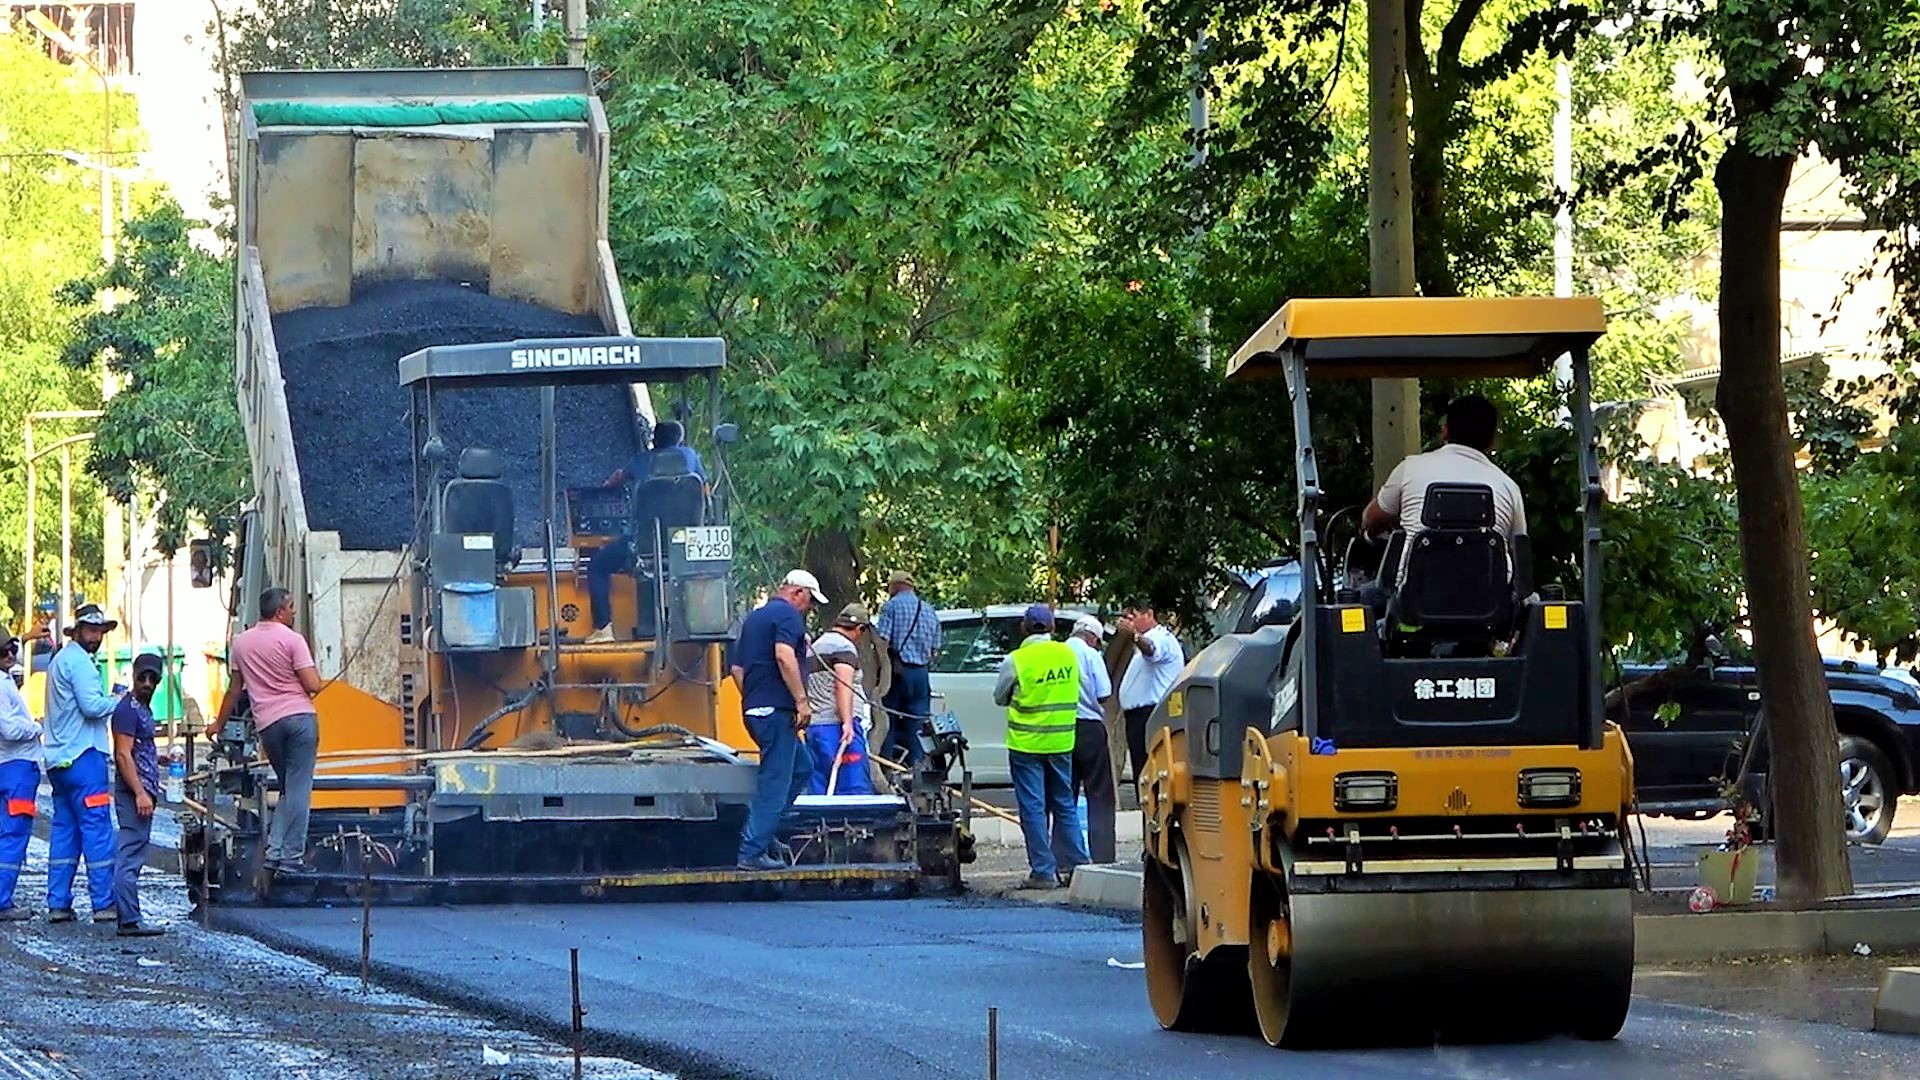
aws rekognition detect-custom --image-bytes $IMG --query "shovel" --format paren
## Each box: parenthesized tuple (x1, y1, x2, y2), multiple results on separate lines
(826, 728, 855, 796)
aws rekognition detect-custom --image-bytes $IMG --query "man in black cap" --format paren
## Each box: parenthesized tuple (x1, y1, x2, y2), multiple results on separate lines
(42, 603, 120, 923)
(110, 653, 166, 936)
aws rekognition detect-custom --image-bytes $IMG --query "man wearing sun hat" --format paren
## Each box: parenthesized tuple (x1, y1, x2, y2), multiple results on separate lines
(41, 603, 122, 924)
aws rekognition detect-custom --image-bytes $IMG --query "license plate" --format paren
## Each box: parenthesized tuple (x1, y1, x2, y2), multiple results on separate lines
(683, 526, 733, 562)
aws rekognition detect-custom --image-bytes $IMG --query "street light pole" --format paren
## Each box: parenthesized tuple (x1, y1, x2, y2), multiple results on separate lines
(25, 13, 125, 656)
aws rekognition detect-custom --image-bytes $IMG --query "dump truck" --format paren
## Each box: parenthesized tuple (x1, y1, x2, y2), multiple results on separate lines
(187, 67, 972, 903)
(1140, 297, 1634, 1047)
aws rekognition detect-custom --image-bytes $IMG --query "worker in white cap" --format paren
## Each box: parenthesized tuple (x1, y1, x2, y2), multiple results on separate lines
(729, 569, 829, 870)
(1067, 615, 1117, 864)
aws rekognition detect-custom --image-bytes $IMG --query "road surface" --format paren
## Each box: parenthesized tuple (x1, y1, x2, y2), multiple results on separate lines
(226, 898, 1920, 1080)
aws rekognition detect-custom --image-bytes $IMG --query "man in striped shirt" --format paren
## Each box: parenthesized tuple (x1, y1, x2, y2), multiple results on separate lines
(875, 571, 940, 765)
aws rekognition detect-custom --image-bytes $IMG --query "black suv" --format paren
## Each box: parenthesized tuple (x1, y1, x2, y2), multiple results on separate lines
(1612, 658, 1920, 844)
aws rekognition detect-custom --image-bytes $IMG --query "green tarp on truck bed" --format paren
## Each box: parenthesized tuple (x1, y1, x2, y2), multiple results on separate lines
(251, 97, 590, 127)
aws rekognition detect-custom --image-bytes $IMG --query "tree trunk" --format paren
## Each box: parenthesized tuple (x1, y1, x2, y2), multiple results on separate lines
(1712, 144, 1853, 902)
(1367, 0, 1421, 487)
(802, 527, 862, 620)
(1406, 71, 1459, 297)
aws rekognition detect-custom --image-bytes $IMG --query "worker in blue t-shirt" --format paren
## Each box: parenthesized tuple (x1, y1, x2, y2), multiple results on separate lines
(730, 570, 828, 871)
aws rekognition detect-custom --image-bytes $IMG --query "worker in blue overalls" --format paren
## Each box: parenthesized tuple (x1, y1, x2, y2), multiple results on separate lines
(42, 604, 121, 924)
(0, 626, 42, 921)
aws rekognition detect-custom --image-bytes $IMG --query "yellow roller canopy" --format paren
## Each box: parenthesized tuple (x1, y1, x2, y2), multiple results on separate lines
(1227, 297, 1606, 382)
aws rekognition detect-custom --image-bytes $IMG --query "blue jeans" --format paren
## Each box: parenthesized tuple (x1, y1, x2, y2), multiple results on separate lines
(113, 787, 152, 927)
(1009, 750, 1087, 879)
(47, 748, 116, 913)
(0, 759, 38, 910)
(737, 710, 811, 863)
(806, 724, 875, 796)
(880, 665, 931, 765)
(587, 538, 633, 631)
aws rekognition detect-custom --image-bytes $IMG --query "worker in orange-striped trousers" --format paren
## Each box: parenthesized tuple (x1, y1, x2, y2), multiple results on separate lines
(0, 626, 43, 922)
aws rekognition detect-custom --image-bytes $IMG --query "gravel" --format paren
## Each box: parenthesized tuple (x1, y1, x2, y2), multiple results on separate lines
(0, 832, 672, 1079)
(272, 281, 641, 551)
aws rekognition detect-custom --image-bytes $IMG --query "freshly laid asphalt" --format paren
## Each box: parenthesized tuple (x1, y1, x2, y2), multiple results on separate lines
(224, 898, 1920, 1080)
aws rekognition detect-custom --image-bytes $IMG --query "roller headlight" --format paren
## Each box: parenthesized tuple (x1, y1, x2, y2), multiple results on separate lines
(1334, 771, 1398, 812)
(1517, 768, 1582, 808)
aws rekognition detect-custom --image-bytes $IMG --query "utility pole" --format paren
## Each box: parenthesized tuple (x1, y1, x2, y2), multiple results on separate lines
(1366, 0, 1420, 488)
(1190, 32, 1212, 371)
(1551, 58, 1575, 397)
(564, 0, 587, 66)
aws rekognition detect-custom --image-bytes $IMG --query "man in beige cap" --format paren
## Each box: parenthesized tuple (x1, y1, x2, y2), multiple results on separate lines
(875, 570, 939, 765)
(804, 604, 876, 795)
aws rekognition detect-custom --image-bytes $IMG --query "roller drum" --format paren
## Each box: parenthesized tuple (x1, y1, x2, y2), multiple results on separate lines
(1256, 885, 1634, 1046)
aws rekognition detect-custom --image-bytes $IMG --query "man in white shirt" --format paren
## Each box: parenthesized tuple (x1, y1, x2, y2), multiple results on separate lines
(1118, 602, 1183, 782)
(1362, 394, 1527, 543)
(1065, 615, 1116, 864)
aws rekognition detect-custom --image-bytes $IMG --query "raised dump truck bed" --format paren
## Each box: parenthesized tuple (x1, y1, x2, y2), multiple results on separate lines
(233, 66, 639, 710)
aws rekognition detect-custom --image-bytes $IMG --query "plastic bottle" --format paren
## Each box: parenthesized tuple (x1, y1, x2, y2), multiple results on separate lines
(165, 757, 186, 804)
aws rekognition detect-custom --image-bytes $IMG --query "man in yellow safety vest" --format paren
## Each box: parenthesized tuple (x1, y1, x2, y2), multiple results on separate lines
(992, 605, 1090, 889)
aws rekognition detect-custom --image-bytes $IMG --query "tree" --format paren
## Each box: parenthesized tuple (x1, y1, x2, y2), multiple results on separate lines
(1011, 0, 1720, 617)
(591, 0, 1117, 605)
(60, 201, 245, 556)
(1613, 0, 1920, 901)
(0, 33, 125, 627)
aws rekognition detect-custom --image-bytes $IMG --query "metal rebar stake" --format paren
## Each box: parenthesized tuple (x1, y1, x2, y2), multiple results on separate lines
(360, 840, 373, 991)
(987, 1006, 998, 1080)
(571, 947, 585, 1080)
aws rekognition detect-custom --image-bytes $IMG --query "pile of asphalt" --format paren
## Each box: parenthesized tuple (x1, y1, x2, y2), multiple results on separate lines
(272, 280, 640, 551)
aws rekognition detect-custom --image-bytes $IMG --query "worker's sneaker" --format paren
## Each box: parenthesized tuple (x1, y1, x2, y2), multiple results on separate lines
(767, 840, 794, 863)
(736, 854, 786, 872)
(1021, 873, 1062, 891)
(91, 908, 119, 924)
(584, 625, 616, 644)
(0, 907, 33, 923)
(116, 923, 166, 938)
(45, 909, 76, 924)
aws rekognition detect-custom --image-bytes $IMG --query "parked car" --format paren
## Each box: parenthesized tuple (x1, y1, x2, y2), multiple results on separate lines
(1612, 657, 1920, 844)
(929, 605, 1103, 786)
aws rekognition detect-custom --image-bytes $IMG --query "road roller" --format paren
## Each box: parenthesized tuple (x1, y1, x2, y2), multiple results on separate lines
(1139, 297, 1635, 1047)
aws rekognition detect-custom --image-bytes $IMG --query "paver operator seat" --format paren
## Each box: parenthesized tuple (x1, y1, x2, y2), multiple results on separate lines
(443, 447, 515, 568)
(630, 456, 706, 559)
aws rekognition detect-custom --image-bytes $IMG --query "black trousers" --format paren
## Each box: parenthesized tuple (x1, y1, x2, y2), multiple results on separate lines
(1071, 719, 1117, 864)
(1124, 705, 1155, 784)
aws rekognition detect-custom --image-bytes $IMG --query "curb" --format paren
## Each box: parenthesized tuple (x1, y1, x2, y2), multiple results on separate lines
(1066, 863, 1142, 909)
(1875, 967, 1920, 1035)
(1059, 864, 1920, 964)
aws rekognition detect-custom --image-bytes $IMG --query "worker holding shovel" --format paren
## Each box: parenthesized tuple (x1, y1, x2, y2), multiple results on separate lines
(804, 605, 876, 796)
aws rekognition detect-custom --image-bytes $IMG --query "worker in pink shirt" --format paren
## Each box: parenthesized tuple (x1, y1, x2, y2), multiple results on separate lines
(205, 587, 322, 872)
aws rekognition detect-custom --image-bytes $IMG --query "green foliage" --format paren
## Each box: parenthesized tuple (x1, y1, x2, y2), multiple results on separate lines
(60, 201, 245, 556)
(592, 0, 1122, 604)
(223, 0, 556, 69)
(0, 33, 121, 627)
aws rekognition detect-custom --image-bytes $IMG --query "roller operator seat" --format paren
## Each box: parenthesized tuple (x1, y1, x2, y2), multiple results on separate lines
(1384, 482, 1522, 654)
